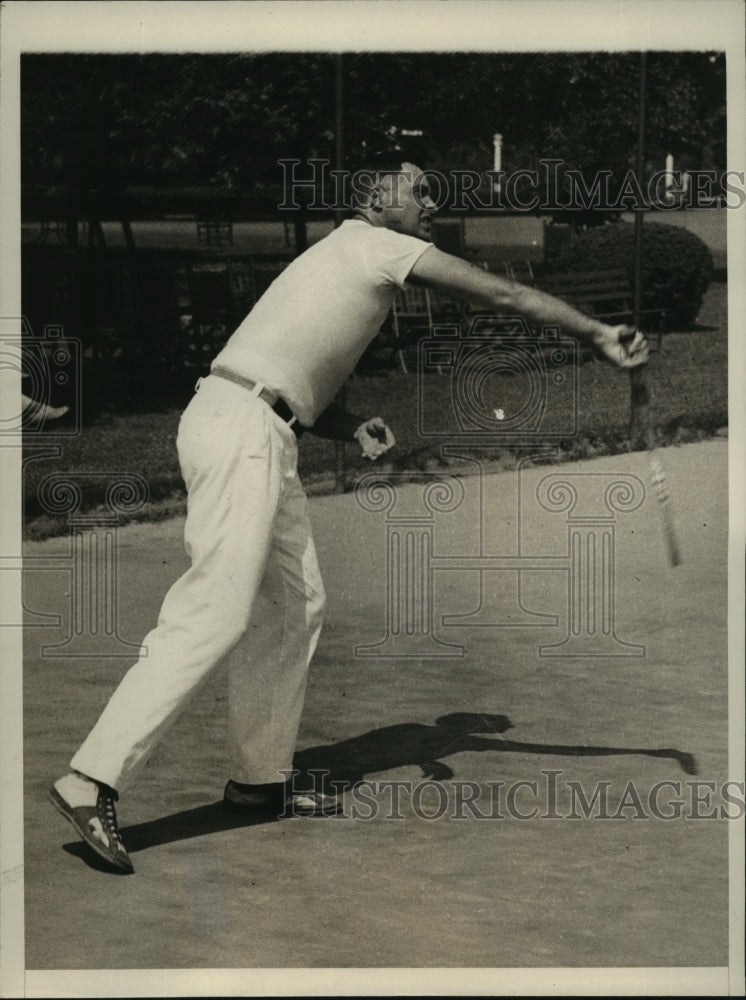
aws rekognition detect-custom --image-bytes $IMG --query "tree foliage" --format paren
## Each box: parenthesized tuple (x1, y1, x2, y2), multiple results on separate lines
(21, 51, 726, 206)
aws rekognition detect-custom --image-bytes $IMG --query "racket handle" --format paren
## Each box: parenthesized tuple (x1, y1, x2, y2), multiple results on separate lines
(629, 364, 652, 451)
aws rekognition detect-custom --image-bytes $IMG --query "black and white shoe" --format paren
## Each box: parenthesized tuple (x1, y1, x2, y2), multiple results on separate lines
(223, 779, 341, 817)
(48, 780, 134, 874)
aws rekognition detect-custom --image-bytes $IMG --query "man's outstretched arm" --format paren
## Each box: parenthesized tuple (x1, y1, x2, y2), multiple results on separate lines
(408, 246, 649, 369)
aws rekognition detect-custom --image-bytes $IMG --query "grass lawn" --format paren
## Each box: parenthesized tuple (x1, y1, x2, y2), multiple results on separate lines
(22, 280, 727, 540)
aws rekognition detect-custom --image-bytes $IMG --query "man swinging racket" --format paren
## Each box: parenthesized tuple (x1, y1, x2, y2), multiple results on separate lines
(49, 157, 649, 872)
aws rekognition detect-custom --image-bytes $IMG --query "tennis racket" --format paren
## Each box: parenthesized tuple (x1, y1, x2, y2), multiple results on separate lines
(630, 364, 682, 568)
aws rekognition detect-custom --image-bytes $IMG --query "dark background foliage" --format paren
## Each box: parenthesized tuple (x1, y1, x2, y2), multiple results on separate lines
(21, 51, 726, 204)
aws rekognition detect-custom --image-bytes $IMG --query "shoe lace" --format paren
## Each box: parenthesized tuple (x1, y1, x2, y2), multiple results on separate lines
(97, 789, 122, 844)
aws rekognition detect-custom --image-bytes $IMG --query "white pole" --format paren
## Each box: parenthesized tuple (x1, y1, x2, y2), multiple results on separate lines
(665, 153, 674, 201)
(493, 133, 503, 195)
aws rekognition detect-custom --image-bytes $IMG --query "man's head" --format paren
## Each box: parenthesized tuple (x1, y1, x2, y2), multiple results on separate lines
(351, 156, 437, 240)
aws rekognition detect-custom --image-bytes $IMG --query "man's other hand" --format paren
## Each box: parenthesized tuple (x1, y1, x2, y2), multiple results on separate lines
(354, 417, 396, 461)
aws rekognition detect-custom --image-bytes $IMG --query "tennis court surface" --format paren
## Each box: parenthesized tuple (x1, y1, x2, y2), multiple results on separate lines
(22, 439, 731, 972)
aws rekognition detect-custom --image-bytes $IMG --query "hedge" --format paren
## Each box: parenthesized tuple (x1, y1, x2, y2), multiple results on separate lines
(552, 220, 714, 329)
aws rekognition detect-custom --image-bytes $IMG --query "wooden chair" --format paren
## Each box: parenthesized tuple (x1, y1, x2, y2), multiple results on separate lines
(503, 259, 536, 284)
(391, 285, 433, 372)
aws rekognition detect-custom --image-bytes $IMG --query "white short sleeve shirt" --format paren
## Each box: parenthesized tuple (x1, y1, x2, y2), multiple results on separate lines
(212, 219, 433, 425)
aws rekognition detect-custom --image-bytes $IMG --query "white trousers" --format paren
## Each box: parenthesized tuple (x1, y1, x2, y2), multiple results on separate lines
(70, 374, 326, 791)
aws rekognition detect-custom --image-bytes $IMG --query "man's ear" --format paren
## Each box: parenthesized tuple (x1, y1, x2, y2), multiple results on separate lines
(352, 181, 381, 211)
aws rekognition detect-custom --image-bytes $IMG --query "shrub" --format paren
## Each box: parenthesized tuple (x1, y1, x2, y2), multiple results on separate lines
(552, 220, 713, 330)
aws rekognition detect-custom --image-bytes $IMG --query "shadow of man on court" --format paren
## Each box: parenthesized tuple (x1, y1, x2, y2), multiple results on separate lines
(97, 711, 695, 862)
(292, 711, 698, 792)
